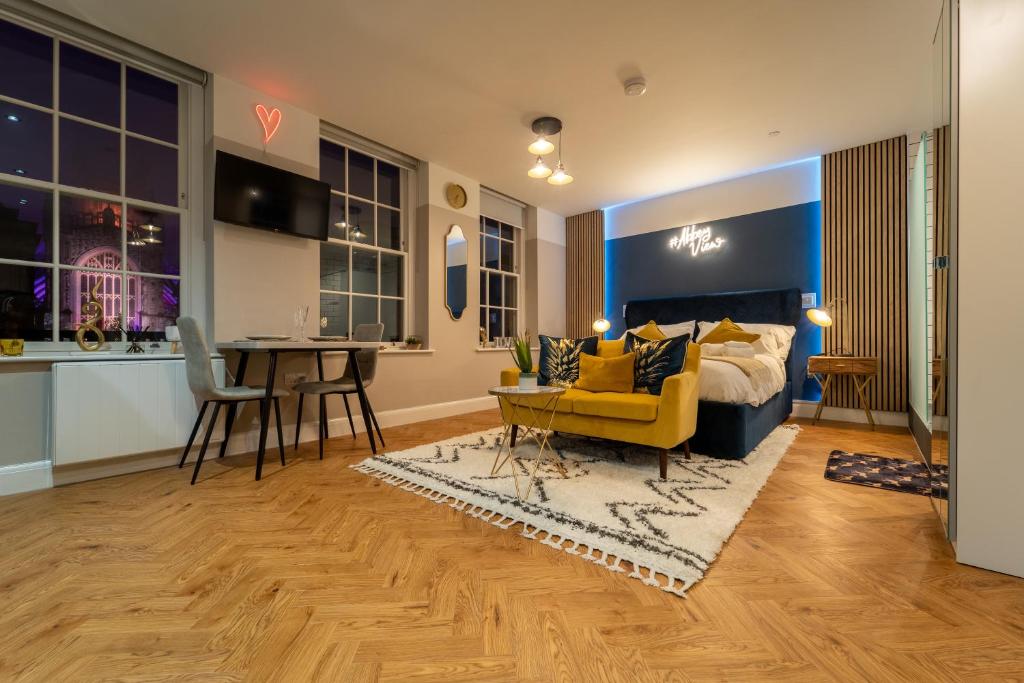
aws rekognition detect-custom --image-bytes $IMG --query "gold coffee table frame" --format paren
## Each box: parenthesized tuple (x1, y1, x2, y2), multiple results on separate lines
(488, 386, 567, 500)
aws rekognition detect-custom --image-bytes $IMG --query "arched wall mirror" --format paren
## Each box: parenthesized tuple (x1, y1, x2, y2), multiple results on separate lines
(445, 224, 468, 320)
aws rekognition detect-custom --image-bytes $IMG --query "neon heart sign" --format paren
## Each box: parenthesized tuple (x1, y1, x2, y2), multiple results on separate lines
(255, 104, 282, 144)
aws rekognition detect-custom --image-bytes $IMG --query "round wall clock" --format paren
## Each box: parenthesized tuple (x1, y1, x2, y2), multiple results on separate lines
(445, 183, 468, 209)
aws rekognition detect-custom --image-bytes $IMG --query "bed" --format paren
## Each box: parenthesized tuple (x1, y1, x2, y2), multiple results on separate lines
(624, 287, 802, 459)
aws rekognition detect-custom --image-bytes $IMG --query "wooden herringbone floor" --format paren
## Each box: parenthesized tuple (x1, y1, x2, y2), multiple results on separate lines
(1, 411, 1022, 682)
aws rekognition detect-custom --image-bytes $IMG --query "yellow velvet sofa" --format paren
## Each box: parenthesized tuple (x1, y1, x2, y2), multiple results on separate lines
(499, 339, 701, 479)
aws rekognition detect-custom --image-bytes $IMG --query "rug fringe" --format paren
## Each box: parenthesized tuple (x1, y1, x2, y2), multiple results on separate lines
(351, 463, 690, 598)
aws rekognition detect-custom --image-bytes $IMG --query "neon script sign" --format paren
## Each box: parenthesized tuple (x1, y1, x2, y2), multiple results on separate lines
(668, 224, 726, 257)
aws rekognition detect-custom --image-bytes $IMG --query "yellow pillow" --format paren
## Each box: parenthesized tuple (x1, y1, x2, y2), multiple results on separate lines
(635, 321, 666, 341)
(597, 339, 626, 357)
(575, 352, 635, 393)
(699, 318, 761, 345)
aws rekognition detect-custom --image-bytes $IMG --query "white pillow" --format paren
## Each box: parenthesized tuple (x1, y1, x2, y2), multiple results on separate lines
(696, 321, 796, 359)
(723, 341, 756, 358)
(619, 320, 695, 340)
(701, 342, 725, 357)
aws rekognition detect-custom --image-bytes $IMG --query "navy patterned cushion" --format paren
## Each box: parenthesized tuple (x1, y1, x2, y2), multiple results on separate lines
(538, 334, 599, 387)
(623, 332, 690, 395)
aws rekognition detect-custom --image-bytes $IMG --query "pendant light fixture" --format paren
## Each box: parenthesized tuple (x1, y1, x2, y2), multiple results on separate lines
(526, 116, 573, 185)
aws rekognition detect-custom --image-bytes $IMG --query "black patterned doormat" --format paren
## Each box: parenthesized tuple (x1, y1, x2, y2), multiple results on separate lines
(825, 451, 948, 498)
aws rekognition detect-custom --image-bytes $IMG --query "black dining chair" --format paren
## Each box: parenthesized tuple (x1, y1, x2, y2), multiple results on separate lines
(176, 316, 288, 484)
(293, 323, 386, 459)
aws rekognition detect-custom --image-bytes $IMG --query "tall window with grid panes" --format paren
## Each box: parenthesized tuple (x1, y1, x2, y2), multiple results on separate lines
(479, 215, 519, 343)
(0, 18, 188, 343)
(318, 139, 405, 342)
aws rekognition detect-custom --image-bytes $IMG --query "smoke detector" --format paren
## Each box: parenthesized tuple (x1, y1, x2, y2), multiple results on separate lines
(623, 77, 647, 97)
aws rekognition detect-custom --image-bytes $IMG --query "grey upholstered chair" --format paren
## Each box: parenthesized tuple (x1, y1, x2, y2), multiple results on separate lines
(293, 323, 385, 458)
(176, 316, 288, 484)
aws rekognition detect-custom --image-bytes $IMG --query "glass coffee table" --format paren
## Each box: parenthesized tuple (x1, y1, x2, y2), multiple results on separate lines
(488, 385, 568, 500)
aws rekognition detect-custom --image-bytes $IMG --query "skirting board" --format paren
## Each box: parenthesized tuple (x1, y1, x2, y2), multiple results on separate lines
(792, 400, 908, 427)
(0, 460, 53, 496)
(9, 395, 499, 493)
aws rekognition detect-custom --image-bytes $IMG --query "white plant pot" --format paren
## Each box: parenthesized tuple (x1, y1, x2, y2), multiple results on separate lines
(518, 373, 538, 390)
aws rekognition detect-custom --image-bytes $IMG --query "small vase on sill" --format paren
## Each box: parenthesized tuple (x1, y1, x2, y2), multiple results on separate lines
(518, 372, 538, 390)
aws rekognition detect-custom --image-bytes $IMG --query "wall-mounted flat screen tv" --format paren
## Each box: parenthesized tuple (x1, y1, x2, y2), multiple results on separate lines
(214, 150, 329, 241)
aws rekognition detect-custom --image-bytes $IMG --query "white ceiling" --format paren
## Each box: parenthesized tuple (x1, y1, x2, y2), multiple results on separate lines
(40, 0, 941, 216)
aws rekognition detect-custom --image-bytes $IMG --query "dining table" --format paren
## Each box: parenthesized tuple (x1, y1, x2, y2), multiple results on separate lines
(215, 339, 382, 480)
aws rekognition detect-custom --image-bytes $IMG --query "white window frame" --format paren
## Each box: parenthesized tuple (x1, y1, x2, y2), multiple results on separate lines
(0, 13, 195, 346)
(317, 137, 409, 341)
(479, 213, 521, 343)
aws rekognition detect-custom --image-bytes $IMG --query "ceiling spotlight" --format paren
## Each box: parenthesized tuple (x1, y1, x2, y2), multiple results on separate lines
(527, 116, 562, 156)
(623, 77, 647, 97)
(6, 114, 20, 123)
(527, 156, 552, 179)
(14, 168, 25, 175)
(547, 162, 573, 186)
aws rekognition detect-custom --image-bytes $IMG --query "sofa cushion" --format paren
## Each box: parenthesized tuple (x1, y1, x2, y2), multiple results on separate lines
(596, 339, 626, 357)
(572, 391, 660, 421)
(575, 352, 635, 393)
(538, 334, 599, 387)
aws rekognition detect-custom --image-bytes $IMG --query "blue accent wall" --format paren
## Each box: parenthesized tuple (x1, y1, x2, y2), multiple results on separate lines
(605, 201, 822, 400)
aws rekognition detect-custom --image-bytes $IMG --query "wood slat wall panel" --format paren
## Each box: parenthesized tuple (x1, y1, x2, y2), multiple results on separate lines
(823, 136, 908, 412)
(934, 124, 951, 416)
(565, 210, 604, 339)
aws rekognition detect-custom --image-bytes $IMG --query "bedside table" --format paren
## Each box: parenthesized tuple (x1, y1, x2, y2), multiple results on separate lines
(808, 355, 880, 428)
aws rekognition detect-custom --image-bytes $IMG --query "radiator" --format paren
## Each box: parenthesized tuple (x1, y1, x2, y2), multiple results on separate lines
(52, 359, 225, 465)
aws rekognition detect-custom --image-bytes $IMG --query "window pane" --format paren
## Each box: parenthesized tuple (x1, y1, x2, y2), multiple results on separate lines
(351, 248, 377, 294)
(126, 67, 178, 144)
(479, 270, 486, 305)
(348, 149, 373, 199)
(500, 239, 514, 273)
(479, 233, 485, 266)
(59, 195, 121, 266)
(59, 268, 124, 340)
(380, 252, 402, 297)
(484, 217, 499, 237)
(484, 236, 499, 270)
(319, 140, 345, 191)
(377, 161, 400, 207)
(319, 242, 349, 292)
(126, 207, 180, 276)
(59, 42, 120, 126)
(0, 183, 52, 262)
(503, 310, 517, 338)
(0, 263, 51, 341)
(352, 295, 376, 329)
(0, 102, 52, 181)
(377, 206, 401, 250)
(319, 292, 349, 337)
(500, 223, 514, 240)
(488, 308, 501, 341)
(59, 118, 119, 194)
(327, 194, 347, 240)
(0, 19, 53, 107)
(380, 298, 402, 342)
(126, 137, 178, 206)
(488, 272, 501, 306)
(479, 307, 486, 342)
(348, 199, 375, 245)
(133, 276, 179, 338)
(504, 275, 517, 309)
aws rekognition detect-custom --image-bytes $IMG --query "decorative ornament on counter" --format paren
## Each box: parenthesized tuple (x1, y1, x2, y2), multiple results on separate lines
(75, 281, 106, 352)
(0, 339, 25, 356)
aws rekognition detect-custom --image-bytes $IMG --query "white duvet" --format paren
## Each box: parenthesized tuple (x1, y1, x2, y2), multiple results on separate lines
(698, 353, 786, 406)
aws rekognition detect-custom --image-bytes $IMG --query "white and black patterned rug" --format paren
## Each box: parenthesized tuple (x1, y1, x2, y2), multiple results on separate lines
(353, 424, 799, 596)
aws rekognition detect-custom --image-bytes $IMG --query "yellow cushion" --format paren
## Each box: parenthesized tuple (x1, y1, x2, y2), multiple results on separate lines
(573, 392, 659, 421)
(635, 320, 666, 341)
(699, 318, 761, 344)
(575, 352, 635, 393)
(597, 339, 626, 357)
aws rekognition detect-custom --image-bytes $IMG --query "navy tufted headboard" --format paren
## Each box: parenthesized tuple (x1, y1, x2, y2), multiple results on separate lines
(624, 287, 803, 381)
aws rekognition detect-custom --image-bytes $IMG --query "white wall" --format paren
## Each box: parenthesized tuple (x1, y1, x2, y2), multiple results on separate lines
(529, 207, 567, 337)
(957, 0, 1024, 578)
(605, 158, 821, 240)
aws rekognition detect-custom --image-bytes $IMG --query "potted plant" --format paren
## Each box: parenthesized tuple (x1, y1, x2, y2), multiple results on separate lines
(404, 335, 422, 350)
(508, 332, 537, 389)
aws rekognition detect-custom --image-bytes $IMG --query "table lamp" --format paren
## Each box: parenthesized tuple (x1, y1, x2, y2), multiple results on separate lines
(592, 318, 611, 337)
(806, 297, 852, 356)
